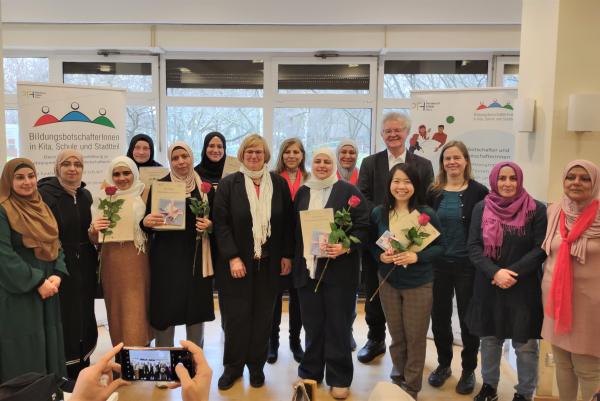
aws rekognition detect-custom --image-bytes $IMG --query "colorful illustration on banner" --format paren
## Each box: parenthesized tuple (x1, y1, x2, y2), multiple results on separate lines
(34, 102, 117, 128)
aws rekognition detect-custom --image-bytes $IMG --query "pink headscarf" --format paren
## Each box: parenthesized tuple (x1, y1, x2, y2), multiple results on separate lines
(482, 161, 537, 258)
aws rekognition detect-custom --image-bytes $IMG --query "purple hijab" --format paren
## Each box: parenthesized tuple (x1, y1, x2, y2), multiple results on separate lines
(482, 161, 537, 258)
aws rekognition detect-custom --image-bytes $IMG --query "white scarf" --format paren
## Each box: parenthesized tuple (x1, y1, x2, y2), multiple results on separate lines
(303, 147, 338, 278)
(95, 156, 147, 253)
(240, 163, 273, 258)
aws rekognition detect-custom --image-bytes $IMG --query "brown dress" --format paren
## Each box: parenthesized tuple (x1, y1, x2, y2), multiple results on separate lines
(101, 241, 153, 346)
(542, 224, 600, 358)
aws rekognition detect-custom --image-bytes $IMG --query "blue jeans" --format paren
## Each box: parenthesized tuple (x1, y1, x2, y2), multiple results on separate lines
(480, 337, 539, 398)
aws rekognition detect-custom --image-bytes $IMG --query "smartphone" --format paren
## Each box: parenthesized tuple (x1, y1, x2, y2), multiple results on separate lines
(119, 347, 195, 382)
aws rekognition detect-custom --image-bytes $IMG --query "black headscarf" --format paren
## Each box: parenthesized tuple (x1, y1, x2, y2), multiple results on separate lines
(194, 131, 227, 184)
(126, 134, 162, 168)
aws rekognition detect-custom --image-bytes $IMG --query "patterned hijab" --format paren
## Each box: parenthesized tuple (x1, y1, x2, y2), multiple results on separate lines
(0, 158, 60, 261)
(482, 161, 537, 258)
(55, 149, 84, 198)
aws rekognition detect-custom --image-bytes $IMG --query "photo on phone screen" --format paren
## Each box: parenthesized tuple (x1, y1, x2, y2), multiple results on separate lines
(120, 347, 195, 381)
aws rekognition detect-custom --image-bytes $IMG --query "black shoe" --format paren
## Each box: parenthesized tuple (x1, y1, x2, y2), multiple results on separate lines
(428, 365, 452, 388)
(217, 372, 240, 390)
(290, 340, 305, 363)
(474, 383, 498, 401)
(512, 393, 530, 401)
(357, 340, 386, 363)
(267, 340, 278, 364)
(456, 370, 475, 394)
(249, 370, 265, 388)
(350, 335, 357, 352)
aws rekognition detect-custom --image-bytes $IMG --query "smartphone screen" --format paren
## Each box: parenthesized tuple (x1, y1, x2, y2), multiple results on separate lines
(119, 347, 195, 381)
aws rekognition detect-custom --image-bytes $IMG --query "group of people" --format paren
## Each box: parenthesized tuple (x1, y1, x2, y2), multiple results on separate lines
(133, 361, 173, 381)
(0, 112, 598, 401)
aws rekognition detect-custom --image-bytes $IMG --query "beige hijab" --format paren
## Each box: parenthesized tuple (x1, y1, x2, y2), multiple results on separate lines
(55, 149, 84, 197)
(167, 141, 213, 277)
(543, 159, 600, 264)
(0, 158, 60, 261)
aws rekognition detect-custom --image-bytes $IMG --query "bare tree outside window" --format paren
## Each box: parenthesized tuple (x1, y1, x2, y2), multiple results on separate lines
(4, 58, 49, 94)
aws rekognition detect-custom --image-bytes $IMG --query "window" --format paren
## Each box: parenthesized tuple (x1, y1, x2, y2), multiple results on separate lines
(126, 106, 157, 143)
(167, 106, 263, 161)
(273, 108, 371, 168)
(166, 60, 263, 97)
(63, 62, 153, 92)
(383, 60, 489, 98)
(278, 64, 370, 94)
(4, 58, 49, 94)
(502, 64, 519, 87)
(5, 110, 19, 160)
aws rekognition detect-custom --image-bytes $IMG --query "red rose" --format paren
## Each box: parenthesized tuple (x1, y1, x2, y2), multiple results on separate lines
(200, 181, 212, 194)
(104, 186, 117, 196)
(347, 195, 361, 208)
(418, 212, 430, 226)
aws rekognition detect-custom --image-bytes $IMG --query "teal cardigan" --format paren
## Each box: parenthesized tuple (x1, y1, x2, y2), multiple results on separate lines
(370, 205, 444, 289)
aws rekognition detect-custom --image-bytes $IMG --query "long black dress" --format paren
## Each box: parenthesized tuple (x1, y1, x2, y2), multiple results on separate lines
(142, 176, 215, 330)
(38, 176, 98, 379)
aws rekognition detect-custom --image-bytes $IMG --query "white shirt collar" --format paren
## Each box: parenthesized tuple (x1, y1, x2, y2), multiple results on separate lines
(387, 148, 407, 170)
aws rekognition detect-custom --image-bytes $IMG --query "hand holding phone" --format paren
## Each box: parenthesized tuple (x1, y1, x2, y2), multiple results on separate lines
(119, 346, 195, 382)
(166, 340, 212, 401)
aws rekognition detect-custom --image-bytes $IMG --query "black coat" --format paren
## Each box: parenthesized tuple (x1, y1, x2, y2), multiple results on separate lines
(358, 149, 434, 210)
(466, 200, 548, 341)
(292, 181, 370, 289)
(142, 176, 215, 330)
(38, 176, 98, 366)
(213, 172, 294, 297)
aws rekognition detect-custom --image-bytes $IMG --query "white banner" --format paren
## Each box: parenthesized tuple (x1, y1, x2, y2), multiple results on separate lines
(18, 82, 126, 195)
(409, 87, 517, 186)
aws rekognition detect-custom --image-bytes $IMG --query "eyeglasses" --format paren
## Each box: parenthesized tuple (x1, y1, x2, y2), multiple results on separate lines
(112, 171, 132, 178)
(61, 162, 83, 169)
(383, 128, 407, 135)
(245, 150, 264, 156)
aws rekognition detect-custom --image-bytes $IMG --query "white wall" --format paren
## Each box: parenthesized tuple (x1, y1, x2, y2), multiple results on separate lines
(1, 0, 522, 25)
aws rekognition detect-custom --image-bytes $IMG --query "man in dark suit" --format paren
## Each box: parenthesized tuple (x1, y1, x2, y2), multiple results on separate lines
(357, 112, 434, 364)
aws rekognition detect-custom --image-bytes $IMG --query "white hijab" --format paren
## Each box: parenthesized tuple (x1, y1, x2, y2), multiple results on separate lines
(239, 162, 273, 259)
(95, 156, 147, 253)
(303, 147, 338, 278)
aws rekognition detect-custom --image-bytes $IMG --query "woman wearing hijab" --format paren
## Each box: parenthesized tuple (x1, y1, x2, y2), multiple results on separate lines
(542, 160, 600, 401)
(89, 156, 152, 347)
(467, 162, 547, 401)
(194, 131, 227, 188)
(38, 150, 98, 379)
(336, 139, 359, 185)
(292, 147, 368, 400)
(0, 158, 67, 383)
(269, 137, 309, 364)
(127, 133, 162, 168)
(142, 141, 215, 348)
(213, 134, 294, 390)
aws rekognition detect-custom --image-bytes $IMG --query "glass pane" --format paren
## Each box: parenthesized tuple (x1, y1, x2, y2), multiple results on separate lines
(166, 60, 263, 97)
(278, 64, 369, 94)
(126, 106, 157, 144)
(5, 110, 19, 160)
(384, 60, 488, 98)
(63, 62, 152, 92)
(273, 108, 371, 169)
(4, 58, 49, 94)
(167, 107, 263, 161)
(503, 64, 519, 87)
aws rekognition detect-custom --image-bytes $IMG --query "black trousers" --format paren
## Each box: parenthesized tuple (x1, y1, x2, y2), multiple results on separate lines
(362, 252, 386, 342)
(431, 258, 479, 371)
(271, 274, 302, 345)
(220, 259, 278, 375)
(298, 280, 356, 387)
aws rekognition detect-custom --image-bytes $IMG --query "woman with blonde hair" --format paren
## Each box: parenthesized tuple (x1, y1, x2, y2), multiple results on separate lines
(425, 141, 488, 394)
(213, 134, 294, 390)
(269, 137, 308, 364)
(89, 156, 153, 347)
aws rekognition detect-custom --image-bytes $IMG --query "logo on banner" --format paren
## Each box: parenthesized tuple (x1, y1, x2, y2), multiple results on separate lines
(474, 99, 513, 121)
(411, 101, 440, 112)
(33, 102, 116, 128)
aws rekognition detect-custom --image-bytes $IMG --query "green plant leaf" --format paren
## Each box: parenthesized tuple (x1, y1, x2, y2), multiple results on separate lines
(349, 235, 361, 244)
(342, 238, 351, 249)
(413, 237, 423, 246)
